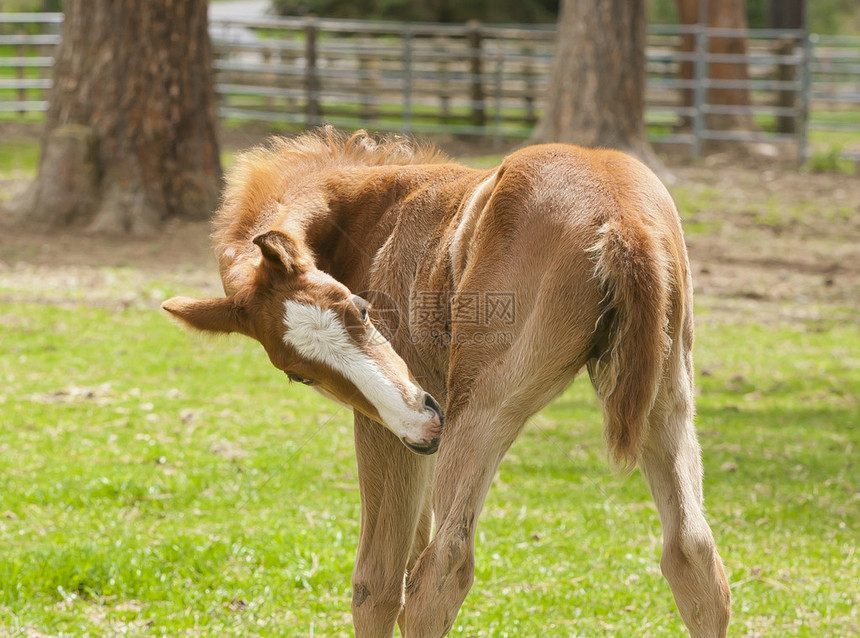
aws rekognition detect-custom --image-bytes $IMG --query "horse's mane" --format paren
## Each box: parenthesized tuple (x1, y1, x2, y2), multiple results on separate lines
(217, 126, 447, 225)
(267, 126, 448, 168)
(212, 127, 447, 292)
(227, 126, 446, 194)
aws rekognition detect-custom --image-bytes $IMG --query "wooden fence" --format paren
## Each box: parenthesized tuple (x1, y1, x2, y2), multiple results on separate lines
(2, 13, 859, 162)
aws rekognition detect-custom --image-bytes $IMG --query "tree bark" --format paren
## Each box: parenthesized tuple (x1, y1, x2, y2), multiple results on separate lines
(529, 0, 664, 175)
(10, 0, 222, 234)
(770, 0, 804, 30)
(770, 0, 805, 134)
(677, 0, 757, 132)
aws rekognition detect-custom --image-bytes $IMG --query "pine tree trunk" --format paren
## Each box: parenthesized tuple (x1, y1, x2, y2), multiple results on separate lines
(770, 0, 804, 30)
(706, 0, 756, 131)
(677, 0, 757, 132)
(529, 0, 663, 174)
(770, 0, 804, 134)
(11, 0, 222, 234)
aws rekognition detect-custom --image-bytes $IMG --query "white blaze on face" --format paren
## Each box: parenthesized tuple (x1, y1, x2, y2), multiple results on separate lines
(282, 300, 431, 440)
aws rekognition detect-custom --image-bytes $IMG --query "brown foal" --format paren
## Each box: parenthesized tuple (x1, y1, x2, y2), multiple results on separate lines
(163, 128, 730, 637)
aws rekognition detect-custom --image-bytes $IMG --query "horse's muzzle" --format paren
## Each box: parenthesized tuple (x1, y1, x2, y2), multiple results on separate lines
(402, 436, 440, 455)
(423, 393, 444, 423)
(401, 393, 444, 455)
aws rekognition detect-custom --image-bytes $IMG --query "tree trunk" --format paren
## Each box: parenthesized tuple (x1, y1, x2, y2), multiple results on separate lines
(677, 0, 757, 132)
(770, 0, 804, 30)
(529, 0, 664, 174)
(10, 0, 222, 234)
(770, 0, 805, 134)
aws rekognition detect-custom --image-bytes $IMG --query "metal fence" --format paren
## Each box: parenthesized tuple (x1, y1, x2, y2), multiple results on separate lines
(0, 13, 60, 116)
(2, 12, 859, 162)
(809, 33, 860, 160)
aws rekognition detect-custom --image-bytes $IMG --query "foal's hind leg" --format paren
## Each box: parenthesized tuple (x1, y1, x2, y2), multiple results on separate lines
(638, 341, 731, 637)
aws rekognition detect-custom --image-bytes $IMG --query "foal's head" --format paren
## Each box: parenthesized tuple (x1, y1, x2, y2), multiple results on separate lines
(163, 230, 444, 454)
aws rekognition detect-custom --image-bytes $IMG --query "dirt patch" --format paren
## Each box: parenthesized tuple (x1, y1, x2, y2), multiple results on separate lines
(672, 161, 860, 324)
(0, 217, 213, 271)
(0, 155, 858, 324)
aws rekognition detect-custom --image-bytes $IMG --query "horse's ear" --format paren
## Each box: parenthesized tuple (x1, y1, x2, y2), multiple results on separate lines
(162, 296, 249, 335)
(253, 230, 309, 272)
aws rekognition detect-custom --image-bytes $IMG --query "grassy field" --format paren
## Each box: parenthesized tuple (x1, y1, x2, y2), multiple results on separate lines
(1, 148, 859, 637)
(1, 267, 858, 637)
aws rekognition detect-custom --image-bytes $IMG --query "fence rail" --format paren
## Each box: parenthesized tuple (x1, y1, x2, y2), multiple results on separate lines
(1, 13, 859, 163)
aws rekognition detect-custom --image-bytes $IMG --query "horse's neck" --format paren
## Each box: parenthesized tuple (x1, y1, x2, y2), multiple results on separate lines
(307, 164, 482, 290)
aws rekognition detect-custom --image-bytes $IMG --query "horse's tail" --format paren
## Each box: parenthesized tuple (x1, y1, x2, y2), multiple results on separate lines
(587, 214, 675, 470)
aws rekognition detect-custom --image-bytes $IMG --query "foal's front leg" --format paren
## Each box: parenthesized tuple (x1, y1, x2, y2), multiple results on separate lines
(402, 402, 523, 638)
(352, 414, 435, 638)
(400, 297, 589, 636)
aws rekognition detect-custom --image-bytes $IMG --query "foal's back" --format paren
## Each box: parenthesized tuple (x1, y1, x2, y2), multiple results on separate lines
(442, 143, 689, 465)
(402, 144, 728, 638)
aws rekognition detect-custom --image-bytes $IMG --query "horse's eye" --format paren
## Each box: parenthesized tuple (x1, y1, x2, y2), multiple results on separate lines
(351, 295, 371, 324)
(286, 372, 314, 385)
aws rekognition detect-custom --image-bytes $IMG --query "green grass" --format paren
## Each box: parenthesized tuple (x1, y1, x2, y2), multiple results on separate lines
(0, 0, 46, 11)
(0, 137, 40, 176)
(668, 185, 725, 235)
(0, 128, 858, 633)
(1, 271, 858, 636)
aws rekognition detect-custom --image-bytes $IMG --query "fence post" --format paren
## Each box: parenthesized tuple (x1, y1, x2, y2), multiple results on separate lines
(493, 49, 504, 148)
(403, 25, 413, 136)
(798, 32, 814, 165)
(304, 17, 320, 128)
(523, 44, 537, 127)
(774, 37, 797, 134)
(262, 46, 275, 112)
(437, 39, 451, 124)
(467, 20, 485, 128)
(17, 30, 26, 117)
(691, 23, 707, 158)
(360, 35, 380, 122)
